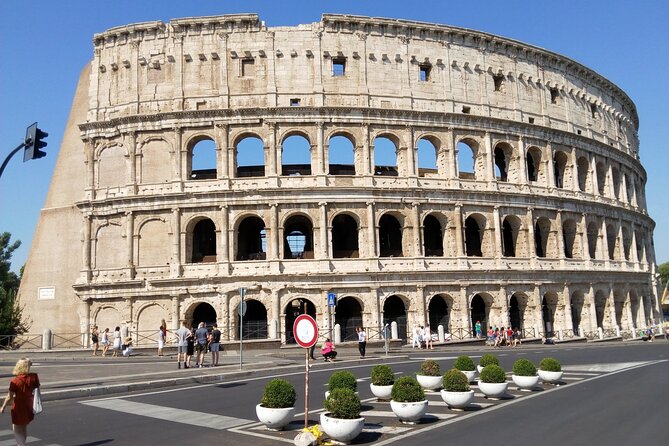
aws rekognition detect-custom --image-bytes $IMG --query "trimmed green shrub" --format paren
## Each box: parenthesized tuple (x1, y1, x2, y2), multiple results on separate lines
(512, 359, 537, 376)
(328, 370, 357, 392)
(453, 355, 475, 371)
(539, 357, 562, 372)
(371, 364, 394, 386)
(442, 369, 470, 392)
(479, 365, 506, 383)
(419, 359, 441, 376)
(260, 379, 296, 408)
(479, 354, 500, 367)
(391, 376, 425, 402)
(324, 388, 361, 419)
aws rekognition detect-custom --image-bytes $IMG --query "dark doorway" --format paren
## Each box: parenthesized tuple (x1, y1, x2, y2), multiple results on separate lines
(465, 216, 483, 257)
(335, 297, 362, 342)
(238, 299, 267, 340)
(428, 295, 449, 333)
(192, 302, 217, 327)
(192, 219, 216, 263)
(379, 214, 403, 257)
(470, 294, 487, 334)
(332, 214, 359, 258)
(284, 299, 317, 344)
(509, 294, 523, 331)
(283, 215, 314, 259)
(502, 219, 515, 257)
(423, 215, 443, 257)
(236, 216, 266, 260)
(383, 295, 407, 341)
(542, 295, 555, 337)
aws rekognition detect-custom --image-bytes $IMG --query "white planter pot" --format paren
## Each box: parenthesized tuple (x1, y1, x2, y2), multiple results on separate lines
(255, 404, 295, 431)
(538, 369, 563, 384)
(477, 365, 484, 374)
(461, 370, 476, 383)
(319, 413, 365, 444)
(370, 383, 393, 400)
(512, 374, 540, 390)
(390, 400, 428, 424)
(477, 380, 508, 399)
(440, 390, 474, 410)
(416, 374, 442, 391)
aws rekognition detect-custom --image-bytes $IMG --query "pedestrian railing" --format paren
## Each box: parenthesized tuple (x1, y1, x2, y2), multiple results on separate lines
(583, 331, 598, 340)
(561, 329, 576, 339)
(132, 330, 159, 347)
(621, 330, 635, 340)
(450, 328, 474, 340)
(51, 332, 85, 349)
(521, 327, 537, 339)
(0, 334, 42, 350)
(602, 328, 618, 338)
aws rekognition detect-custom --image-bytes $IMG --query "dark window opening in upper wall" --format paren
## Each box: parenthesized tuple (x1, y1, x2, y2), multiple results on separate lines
(241, 58, 255, 77)
(493, 74, 505, 92)
(419, 63, 431, 82)
(332, 58, 346, 76)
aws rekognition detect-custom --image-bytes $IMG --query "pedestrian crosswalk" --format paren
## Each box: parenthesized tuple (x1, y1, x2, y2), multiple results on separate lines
(0, 429, 62, 446)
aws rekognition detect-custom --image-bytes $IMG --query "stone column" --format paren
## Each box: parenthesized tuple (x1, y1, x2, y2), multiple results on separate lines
(366, 201, 376, 257)
(219, 205, 229, 263)
(499, 285, 509, 327)
(546, 142, 556, 188)
(416, 286, 427, 326)
(271, 289, 280, 340)
(412, 202, 421, 257)
(125, 211, 135, 277)
(269, 203, 279, 260)
(590, 155, 599, 195)
(630, 224, 639, 264)
(216, 124, 229, 179)
(319, 202, 328, 259)
(85, 140, 96, 200)
(127, 132, 137, 193)
(493, 206, 502, 260)
(555, 210, 565, 258)
(82, 214, 92, 280)
(570, 147, 579, 191)
(406, 126, 415, 176)
(370, 288, 381, 334)
(174, 127, 183, 183)
(563, 284, 574, 333)
(601, 220, 610, 261)
(171, 295, 180, 331)
(171, 208, 181, 277)
(267, 122, 277, 176)
(483, 131, 494, 181)
(228, 143, 236, 178)
(624, 290, 635, 330)
(587, 284, 598, 330)
(608, 287, 617, 329)
(581, 213, 591, 260)
(362, 124, 371, 175)
(527, 208, 537, 258)
(534, 285, 543, 336)
(463, 286, 472, 336)
(220, 293, 230, 340)
(517, 136, 528, 185)
(316, 122, 325, 175)
(446, 127, 456, 179)
(454, 204, 464, 257)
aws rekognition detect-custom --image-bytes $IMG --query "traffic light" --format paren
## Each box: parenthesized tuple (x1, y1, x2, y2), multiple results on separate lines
(23, 122, 48, 161)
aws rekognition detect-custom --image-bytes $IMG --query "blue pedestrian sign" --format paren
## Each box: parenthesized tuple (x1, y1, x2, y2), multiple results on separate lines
(327, 292, 336, 307)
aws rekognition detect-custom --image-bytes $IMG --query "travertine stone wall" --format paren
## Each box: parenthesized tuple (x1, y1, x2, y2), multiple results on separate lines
(18, 14, 659, 344)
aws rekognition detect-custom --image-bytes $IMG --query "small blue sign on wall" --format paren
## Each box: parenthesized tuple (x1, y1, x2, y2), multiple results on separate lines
(327, 292, 336, 307)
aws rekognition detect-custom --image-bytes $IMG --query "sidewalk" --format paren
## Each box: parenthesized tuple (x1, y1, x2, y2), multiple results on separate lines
(0, 343, 406, 402)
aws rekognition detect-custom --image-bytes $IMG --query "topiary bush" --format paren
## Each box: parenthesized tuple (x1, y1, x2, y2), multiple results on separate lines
(260, 378, 297, 408)
(479, 354, 500, 367)
(328, 370, 357, 392)
(324, 388, 361, 419)
(479, 365, 506, 383)
(539, 357, 562, 372)
(442, 369, 470, 392)
(371, 364, 394, 386)
(391, 376, 425, 402)
(512, 359, 537, 376)
(453, 355, 475, 371)
(418, 359, 441, 376)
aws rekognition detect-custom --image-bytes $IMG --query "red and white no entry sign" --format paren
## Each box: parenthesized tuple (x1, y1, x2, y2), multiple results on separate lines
(293, 314, 318, 348)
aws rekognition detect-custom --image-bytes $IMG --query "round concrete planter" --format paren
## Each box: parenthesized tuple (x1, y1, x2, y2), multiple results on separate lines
(440, 390, 474, 410)
(390, 400, 428, 424)
(319, 413, 365, 444)
(255, 404, 295, 431)
(461, 370, 477, 383)
(477, 380, 508, 399)
(416, 374, 442, 391)
(538, 369, 563, 384)
(511, 374, 540, 390)
(370, 383, 393, 401)
(476, 365, 484, 374)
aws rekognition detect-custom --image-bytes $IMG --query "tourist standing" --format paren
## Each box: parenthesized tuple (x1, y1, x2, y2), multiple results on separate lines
(195, 322, 209, 368)
(157, 319, 167, 357)
(1, 358, 40, 446)
(111, 326, 122, 357)
(185, 328, 195, 368)
(411, 325, 421, 348)
(209, 323, 222, 366)
(100, 328, 110, 356)
(357, 326, 367, 358)
(475, 321, 482, 339)
(175, 321, 190, 369)
(91, 326, 99, 356)
(424, 325, 433, 349)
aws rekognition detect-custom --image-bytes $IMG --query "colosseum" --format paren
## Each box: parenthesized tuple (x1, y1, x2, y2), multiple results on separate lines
(17, 13, 661, 346)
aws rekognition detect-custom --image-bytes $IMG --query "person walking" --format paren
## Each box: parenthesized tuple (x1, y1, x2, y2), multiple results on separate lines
(157, 319, 167, 357)
(185, 328, 195, 368)
(424, 325, 434, 349)
(1, 358, 40, 446)
(411, 325, 421, 348)
(100, 328, 110, 356)
(356, 326, 367, 358)
(209, 323, 222, 366)
(175, 321, 190, 369)
(195, 322, 209, 368)
(111, 326, 122, 357)
(91, 326, 100, 356)
(475, 320, 482, 339)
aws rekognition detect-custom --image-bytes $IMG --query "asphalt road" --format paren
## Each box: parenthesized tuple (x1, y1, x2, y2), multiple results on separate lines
(4, 342, 668, 446)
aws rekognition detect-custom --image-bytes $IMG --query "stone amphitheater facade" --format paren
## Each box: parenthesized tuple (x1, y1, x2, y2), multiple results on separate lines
(18, 14, 660, 345)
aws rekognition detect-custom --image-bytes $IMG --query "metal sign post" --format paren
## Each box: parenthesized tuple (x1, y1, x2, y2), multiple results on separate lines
(238, 287, 247, 370)
(293, 314, 318, 430)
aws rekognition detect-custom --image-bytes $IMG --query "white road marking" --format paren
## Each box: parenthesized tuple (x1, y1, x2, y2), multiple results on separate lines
(81, 399, 252, 430)
(362, 424, 413, 434)
(0, 437, 39, 446)
(562, 362, 650, 372)
(361, 410, 456, 420)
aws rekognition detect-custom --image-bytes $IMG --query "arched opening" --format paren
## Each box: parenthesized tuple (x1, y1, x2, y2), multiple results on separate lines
(238, 299, 268, 340)
(192, 302, 217, 327)
(587, 222, 599, 259)
(577, 156, 590, 192)
(191, 219, 217, 263)
(542, 294, 557, 337)
(611, 167, 621, 200)
(189, 138, 217, 180)
(622, 227, 631, 261)
(457, 140, 477, 180)
(332, 214, 359, 258)
(502, 216, 522, 257)
(553, 151, 568, 189)
(509, 293, 525, 332)
(283, 215, 314, 259)
(328, 135, 355, 175)
(236, 216, 266, 261)
(571, 291, 584, 334)
(494, 143, 513, 182)
(470, 294, 487, 334)
(594, 291, 607, 328)
(596, 162, 607, 196)
(417, 138, 438, 177)
(534, 217, 551, 258)
(374, 136, 398, 176)
(383, 295, 407, 341)
(526, 147, 541, 183)
(614, 292, 625, 329)
(428, 295, 450, 333)
(562, 219, 578, 259)
(423, 214, 443, 257)
(379, 214, 403, 257)
(606, 223, 617, 260)
(625, 173, 635, 205)
(629, 291, 640, 328)
(335, 297, 362, 341)
(281, 134, 311, 176)
(236, 136, 265, 177)
(284, 298, 317, 344)
(465, 215, 483, 257)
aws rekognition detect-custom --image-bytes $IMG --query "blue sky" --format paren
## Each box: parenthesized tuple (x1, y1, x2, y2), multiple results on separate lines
(1, 0, 668, 273)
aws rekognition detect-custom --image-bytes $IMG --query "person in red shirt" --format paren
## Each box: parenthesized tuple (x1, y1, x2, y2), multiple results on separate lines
(1, 358, 41, 446)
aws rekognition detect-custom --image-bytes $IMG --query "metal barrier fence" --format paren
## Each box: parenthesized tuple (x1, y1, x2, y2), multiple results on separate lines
(601, 328, 618, 338)
(0, 334, 43, 350)
(52, 332, 85, 349)
(561, 329, 576, 339)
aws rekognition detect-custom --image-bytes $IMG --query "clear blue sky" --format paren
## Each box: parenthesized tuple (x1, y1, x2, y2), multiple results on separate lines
(1, 0, 667, 273)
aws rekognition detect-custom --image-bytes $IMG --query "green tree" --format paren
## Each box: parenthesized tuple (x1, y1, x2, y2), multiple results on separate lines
(0, 232, 29, 338)
(659, 262, 669, 291)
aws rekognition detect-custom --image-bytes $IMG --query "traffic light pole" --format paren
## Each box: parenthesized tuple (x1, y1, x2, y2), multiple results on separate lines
(0, 142, 26, 180)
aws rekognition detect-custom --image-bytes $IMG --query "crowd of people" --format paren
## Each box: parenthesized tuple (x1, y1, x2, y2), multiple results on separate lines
(90, 325, 133, 357)
(411, 325, 435, 349)
(174, 321, 222, 369)
(486, 326, 523, 347)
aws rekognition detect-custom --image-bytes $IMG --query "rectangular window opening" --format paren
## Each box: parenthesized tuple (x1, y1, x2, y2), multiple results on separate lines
(332, 57, 346, 76)
(241, 58, 255, 77)
(493, 74, 505, 92)
(590, 103, 597, 119)
(529, 117, 535, 124)
(550, 88, 559, 104)
(462, 106, 471, 114)
(290, 98, 301, 107)
(419, 64, 431, 82)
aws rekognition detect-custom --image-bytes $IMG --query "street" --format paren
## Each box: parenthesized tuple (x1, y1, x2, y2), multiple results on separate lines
(2, 341, 668, 445)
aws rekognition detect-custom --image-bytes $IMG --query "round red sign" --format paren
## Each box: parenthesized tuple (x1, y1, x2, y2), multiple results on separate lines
(293, 314, 318, 348)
